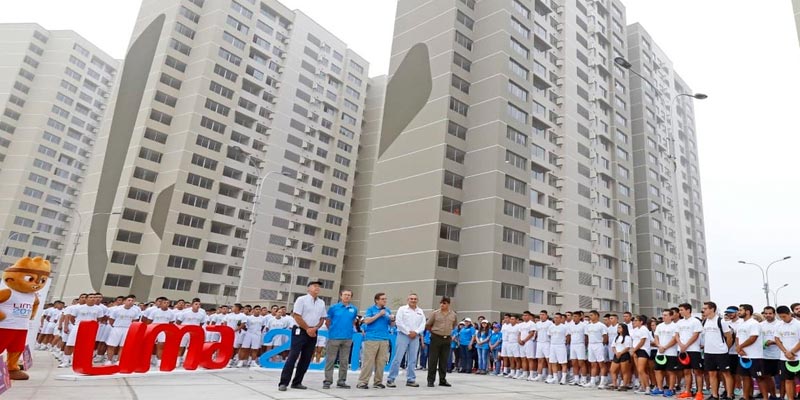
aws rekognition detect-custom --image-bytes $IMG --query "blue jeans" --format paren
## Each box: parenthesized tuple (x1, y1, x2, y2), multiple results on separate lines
(387, 332, 420, 383)
(477, 348, 489, 371)
(459, 345, 472, 372)
(492, 349, 502, 374)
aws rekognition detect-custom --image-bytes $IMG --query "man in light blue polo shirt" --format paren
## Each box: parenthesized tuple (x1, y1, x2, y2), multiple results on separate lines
(323, 289, 358, 389)
(357, 292, 393, 389)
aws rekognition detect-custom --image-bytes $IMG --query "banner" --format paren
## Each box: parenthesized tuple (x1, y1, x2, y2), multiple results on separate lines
(21, 345, 33, 371)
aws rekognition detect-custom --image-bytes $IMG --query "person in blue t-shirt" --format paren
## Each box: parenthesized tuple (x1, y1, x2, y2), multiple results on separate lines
(323, 289, 358, 389)
(420, 329, 431, 370)
(489, 324, 503, 375)
(458, 319, 476, 373)
(475, 321, 491, 374)
(356, 292, 393, 389)
(450, 324, 462, 372)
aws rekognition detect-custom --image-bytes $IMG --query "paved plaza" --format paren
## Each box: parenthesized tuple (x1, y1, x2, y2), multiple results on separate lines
(6, 350, 644, 400)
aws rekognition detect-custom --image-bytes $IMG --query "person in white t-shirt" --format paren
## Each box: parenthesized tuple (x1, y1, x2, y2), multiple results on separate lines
(546, 313, 569, 385)
(518, 311, 537, 380)
(609, 323, 633, 391)
(238, 305, 266, 367)
(514, 312, 534, 379)
(176, 298, 207, 366)
(700, 302, 734, 400)
(760, 306, 780, 400)
(606, 314, 620, 374)
(224, 304, 248, 366)
(568, 311, 588, 385)
(145, 297, 176, 367)
(631, 315, 652, 394)
(266, 307, 293, 361)
(583, 310, 609, 388)
(674, 303, 704, 399)
(735, 304, 768, 400)
(503, 315, 520, 378)
(533, 311, 553, 381)
(651, 310, 679, 396)
(105, 295, 142, 365)
(774, 306, 800, 400)
(58, 293, 104, 368)
(498, 314, 511, 376)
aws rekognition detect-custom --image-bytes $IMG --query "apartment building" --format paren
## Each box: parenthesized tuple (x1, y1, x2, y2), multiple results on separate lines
(0, 24, 117, 274)
(343, 0, 641, 318)
(626, 23, 709, 316)
(50, 0, 369, 305)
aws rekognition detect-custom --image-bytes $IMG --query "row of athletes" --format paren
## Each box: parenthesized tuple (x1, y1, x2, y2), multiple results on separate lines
(490, 302, 800, 400)
(34, 293, 302, 368)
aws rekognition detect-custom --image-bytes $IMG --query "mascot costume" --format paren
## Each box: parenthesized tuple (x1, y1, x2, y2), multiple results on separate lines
(0, 256, 51, 380)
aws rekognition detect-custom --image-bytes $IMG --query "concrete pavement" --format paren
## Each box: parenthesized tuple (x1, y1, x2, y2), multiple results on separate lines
(6, 350, 645, 400)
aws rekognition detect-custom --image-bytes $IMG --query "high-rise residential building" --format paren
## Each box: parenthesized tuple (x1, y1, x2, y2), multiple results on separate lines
(51, 0, 369, 304)
(626, 23, 709, 315)
(0, 23, 117, 271)
(344, 0, 642, 318)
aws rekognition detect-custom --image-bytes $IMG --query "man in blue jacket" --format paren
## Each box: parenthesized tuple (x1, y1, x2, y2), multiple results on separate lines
(323, 289, 358, 389)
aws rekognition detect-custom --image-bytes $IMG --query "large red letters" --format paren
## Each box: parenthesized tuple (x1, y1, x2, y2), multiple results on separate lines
(72, 321, 234, 376)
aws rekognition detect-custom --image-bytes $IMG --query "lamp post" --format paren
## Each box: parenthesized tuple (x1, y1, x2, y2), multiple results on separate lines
(593, 206, 661, 313)
(57, 211, 120, 300)
(1, 231, 41, 259)
(773, 283, 789, 306)
(738, 256, 792, 307)
(283, 243, 315, 310)
(231, 145, 294, 303)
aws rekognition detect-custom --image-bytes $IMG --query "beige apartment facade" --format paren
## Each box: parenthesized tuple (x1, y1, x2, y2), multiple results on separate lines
(51, 0, 369, 305)
(344, 0, 644, 319)
(0, 24, 117, 274)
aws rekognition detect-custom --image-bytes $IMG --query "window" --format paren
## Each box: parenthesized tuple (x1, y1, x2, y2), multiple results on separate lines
(502, 255, 525, 273)
(510, 38, 528, 58)
(530, 237, 544, 252)
(186, 173, 213, 189)
(133, 167, 158, 183)
(504, 175, 525, 194)
(502, 227, 525, 246)
(435, 281, 457, 297)
(443, 171, 463, 189)
(105, 274, 132, 288)
(447, 121, 467, 140)
(222, 32, 245, 50)
(505, 150, 525, 169)
(439, 224, 461, 241)
(456, 10, 474, 30)
(501, 283, 523, 300)
(175, 22, 197, 38)
(128, 187, 153, 203)
(168, 255, 197, 270)
(451, 74, 470, 94)
(169, 38, 191, 56)
(507, 103, 527, 123)
(138, 147, 163, 163)
(122, 208, 148, 223)
(445, 145, 465, 163)
(441, 197, 462, 215)
(453, 52, 471, 71)
(508, 80, 528, 101)
(437, 252, 459, 269)
(162, 277, 192, 291)
(504, 201, 525, 219)
(512, 0, 530, 18)
(213, 64, 237, 82)
(506, 126, 527, 145)
(165, 55, 187, 72)
(455, 31, 472, 50)
(110, 251, 137, 266)
(116, 230, 142, 244)
(225, 16, 248, 34)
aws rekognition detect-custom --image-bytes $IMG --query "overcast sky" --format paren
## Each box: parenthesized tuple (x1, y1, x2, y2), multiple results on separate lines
(4, 1, 798, 311)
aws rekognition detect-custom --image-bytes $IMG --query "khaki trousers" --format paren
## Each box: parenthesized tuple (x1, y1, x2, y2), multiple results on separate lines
(358, 340, 389, 385)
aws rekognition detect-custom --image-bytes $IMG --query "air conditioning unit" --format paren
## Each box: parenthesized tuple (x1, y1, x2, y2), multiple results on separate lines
(102, 93, 109, 98)
(290, 204, 300, 213)
(267, 114, 275, 120)
(555, 97, 564, 106)
(555, 116, 564, 125)
(591, 210, 600, 220)
(555, 59, 564, 67)
(276, 292, 285, 300)
(556, 40, 564, 49)
(279, 52, 287, 59)
(274, 82, 282, 89)
(281, 256, 292, 265)
(299, 156, 308, 165)
(556, 77, 565, 86)
(98, 104, 106, 110)
(297, 172, 308, 180)
(592, 275, 601, 286)
(555, 157, 564, 167)
(555, 178, 564, 188)
(288, 221, 298, 230)
(302, 142, 312, 150)
(293, 187, 303, 196)
(554, 269, 565, 281)
(590, 169, 598, 178)
(555, 200, 564, 210)
(554, 247, 564, 257)
(553, 294, 564, 305)
(285, 238, 294, 246)
(591, 254, 600, 264)
(554, 224, 564, 233)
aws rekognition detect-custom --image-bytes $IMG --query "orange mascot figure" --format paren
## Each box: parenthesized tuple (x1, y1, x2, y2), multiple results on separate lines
(0, 256, 51, 380)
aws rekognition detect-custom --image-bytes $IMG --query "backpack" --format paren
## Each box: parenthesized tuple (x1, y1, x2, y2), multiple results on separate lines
(702, 316, 733, 348)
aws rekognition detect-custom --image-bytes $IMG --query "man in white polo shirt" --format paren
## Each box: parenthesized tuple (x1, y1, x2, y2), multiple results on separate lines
(533, 310, 553, 382)
(104, 294, 141, 365)
(278, 280, 327, 392)
(701, 301, 733, 400)
(518, 311, 537, 380)
(177, 298, 208, 367)
(774, 306, 800, 400)
(546, 313, 569, 385)
(674, 303, 703, 400)
(583, 310, 608, 388)
(503, 315, 520, 378)
(568, 311, 588, 385)
(735, 304, 768, 400)
(387, 293, 426, 387)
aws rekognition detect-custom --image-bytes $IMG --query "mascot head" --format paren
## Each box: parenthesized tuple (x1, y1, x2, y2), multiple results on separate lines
(3, 256, 51, 293)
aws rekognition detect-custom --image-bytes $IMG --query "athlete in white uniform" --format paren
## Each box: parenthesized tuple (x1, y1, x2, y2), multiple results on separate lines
(502, 314, 520, 378)
(583, 310, 609, 388)
(266, 308, 292, 361)
(224, 304, 248, 366)
(519, 311, 538, 380)
(774, 306, 800, 400)
(238, 305, 266, 367)
(176, 298, 208, 365)
(533, 311, 554, 381)
(513, 312, 533, 379)
(38, 301, 64, 350)
(499, 314, 512, 375)
(546, 313, 569, 385)
(568, 311, 588, 385)
(59, 294, 104, 368)
(653, 310, 679, 396)
(146, 298, 176, 367)
(105, 295, 142, 365)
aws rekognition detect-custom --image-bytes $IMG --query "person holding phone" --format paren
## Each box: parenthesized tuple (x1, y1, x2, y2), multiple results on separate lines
(357, 292, 393, 389)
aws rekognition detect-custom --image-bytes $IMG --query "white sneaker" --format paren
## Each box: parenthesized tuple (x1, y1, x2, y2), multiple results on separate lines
(560, 376, 567, 385)
(545, 377, 556, 384)
(533, 375, 544, 382)
(236, 360, 244, 368)
(103, 360, 113, 366)
(505, 373, 514, 378)
(58, 361, 71, 368)
(597, 383, 607, 390)
(582, 381, 596, 388)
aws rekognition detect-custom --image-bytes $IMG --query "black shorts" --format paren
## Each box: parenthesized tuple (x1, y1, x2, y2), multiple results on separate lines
(780, 360, 800, 380)
(613, 353, 631, 363)
(762, 359, 780, 376)
(728, 354, 740, 370)
(654, 355, 677, 371)
(678, 351, 703, 370)
(736, 358, 765, 378)
(635, 349, 649, 359)
(704, 353, 732, 372)
(650, 349, 657, 360)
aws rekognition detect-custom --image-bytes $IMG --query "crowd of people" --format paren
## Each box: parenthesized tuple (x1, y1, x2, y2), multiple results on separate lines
(33, 284, 800, 400)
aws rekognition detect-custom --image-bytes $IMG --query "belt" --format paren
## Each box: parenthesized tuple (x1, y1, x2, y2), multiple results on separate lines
(431, 333, 451, 339)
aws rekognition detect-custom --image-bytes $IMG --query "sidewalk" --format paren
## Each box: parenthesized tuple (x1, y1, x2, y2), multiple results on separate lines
(6, 350, 637, 400)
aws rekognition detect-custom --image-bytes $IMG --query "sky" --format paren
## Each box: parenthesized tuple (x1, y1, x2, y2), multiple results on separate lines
(3, 1, 798, 311)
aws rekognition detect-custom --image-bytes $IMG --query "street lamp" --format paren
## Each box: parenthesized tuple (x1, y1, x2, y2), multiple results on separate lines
(1, 231, 41, 260)
(57, 211, 120, 299)
(593, 206, 661, 313)
(773, 283, 790, 306)
(738, 256, 792, 307)
(614, 57, 708, 101)
(283, 243, 315, 310)
(231, 145, 295, 303)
